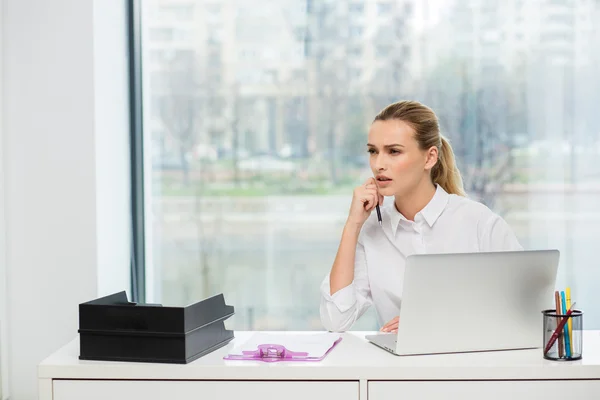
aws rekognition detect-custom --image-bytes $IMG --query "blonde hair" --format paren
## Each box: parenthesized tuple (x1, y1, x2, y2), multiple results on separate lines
(374, 100, 466, 196)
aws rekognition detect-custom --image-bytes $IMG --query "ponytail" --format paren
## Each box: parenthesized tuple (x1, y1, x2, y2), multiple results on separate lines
(431, 136, 465, 196)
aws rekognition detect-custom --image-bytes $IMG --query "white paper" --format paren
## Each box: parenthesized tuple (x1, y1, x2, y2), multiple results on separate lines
(229, 332, 341, 358)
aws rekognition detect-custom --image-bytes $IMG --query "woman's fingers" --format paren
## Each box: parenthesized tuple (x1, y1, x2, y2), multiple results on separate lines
(365, 179, 383, 206)
(361, 189, 379, 211)
(382, 318, 398, 330)
(363, 177, 376, 186)
(381, 323, 398, 333)
(369, 194, 378, 211)
(358, 178, 383, 213)
(380, 316, 399, 332)
(387, 321, 399, 333)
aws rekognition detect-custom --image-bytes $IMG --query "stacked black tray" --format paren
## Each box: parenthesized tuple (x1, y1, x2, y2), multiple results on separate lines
(78, 291, 234, 364)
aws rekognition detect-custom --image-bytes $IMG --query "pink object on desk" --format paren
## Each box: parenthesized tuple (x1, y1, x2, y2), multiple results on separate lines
(224, 334, 342, 362)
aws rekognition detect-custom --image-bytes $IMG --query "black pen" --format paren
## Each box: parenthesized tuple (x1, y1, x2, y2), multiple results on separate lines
(376, 204, 382, 226)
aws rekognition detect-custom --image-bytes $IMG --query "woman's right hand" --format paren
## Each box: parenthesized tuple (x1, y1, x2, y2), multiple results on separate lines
(347, 178, 384, 226)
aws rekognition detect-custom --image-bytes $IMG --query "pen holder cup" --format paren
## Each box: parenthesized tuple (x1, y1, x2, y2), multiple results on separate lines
(542, 309, 583, 361)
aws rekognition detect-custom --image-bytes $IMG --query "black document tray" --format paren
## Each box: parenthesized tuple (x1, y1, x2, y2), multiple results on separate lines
(78, 291, 234, 364)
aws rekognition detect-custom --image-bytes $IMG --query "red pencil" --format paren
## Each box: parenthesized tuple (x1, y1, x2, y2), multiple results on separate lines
(544, 302, 576, 355)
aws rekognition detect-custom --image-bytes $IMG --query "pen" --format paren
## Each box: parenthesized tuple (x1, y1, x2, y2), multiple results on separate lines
(566, 287, 573, 355)
(375, 204, 382, 226)
(560, 291, 571, 358)
(554, 291, 564, 358)
(544, 302, 576, 356)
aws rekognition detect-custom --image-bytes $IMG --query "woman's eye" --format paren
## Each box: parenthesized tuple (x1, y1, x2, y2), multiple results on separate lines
(368, 149, 376, 154)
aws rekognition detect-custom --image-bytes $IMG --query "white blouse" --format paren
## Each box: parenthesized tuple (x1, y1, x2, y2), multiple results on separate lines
(319, 184, 523, 332)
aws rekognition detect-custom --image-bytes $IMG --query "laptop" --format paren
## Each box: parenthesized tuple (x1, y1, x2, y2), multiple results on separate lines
(366, 249, 559, 356)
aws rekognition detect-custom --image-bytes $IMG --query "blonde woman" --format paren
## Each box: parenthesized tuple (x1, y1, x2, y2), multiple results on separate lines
(320, 100, 522, 333)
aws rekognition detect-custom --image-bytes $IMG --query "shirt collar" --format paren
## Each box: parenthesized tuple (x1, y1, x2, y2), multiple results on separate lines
(389, 184, 450, 236)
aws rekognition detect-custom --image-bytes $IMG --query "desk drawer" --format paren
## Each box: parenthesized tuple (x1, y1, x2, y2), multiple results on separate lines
(53, 380, 359, 400)
(369, 380, 600, 400)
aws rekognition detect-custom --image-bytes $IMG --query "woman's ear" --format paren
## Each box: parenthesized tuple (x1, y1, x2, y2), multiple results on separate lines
(424, 146, 438, 171)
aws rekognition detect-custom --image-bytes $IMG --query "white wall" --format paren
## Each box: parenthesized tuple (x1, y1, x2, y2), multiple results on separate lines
(93, 0, 132, 297)
(0, 0, 9, 398)
(2, 1, 131, 399)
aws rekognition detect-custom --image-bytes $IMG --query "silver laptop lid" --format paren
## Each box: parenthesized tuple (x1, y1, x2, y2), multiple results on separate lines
(395, 250, 559, 355)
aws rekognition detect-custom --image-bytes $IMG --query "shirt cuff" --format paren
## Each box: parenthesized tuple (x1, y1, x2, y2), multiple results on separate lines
(320, 274, 357, 313)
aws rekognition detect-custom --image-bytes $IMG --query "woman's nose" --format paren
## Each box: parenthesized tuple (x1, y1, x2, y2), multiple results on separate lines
(375, 155, 386, 171)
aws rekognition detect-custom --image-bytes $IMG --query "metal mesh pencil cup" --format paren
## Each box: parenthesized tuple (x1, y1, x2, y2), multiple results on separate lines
(542, 309, 582, 361)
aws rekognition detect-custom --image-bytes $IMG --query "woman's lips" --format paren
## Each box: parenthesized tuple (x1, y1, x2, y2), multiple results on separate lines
(376, 178, 393, 187)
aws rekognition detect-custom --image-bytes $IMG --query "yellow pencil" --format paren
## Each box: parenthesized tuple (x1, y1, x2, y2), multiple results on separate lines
(566, 287, 573, 354)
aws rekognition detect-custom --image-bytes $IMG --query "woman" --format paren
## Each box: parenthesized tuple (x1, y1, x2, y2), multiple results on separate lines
(320, 100, 522, 333)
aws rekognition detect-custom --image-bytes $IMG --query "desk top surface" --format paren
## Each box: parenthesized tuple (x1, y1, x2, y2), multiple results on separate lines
(38, 331, 600, 380)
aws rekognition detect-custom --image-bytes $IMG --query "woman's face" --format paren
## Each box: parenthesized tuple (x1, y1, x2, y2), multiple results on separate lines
(367, 119, 437, 197)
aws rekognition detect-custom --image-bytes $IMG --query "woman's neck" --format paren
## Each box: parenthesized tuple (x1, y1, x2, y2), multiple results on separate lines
(394, 181, 437, 221)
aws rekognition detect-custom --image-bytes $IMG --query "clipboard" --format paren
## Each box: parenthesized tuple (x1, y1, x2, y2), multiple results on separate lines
(223, 333, 342, 362)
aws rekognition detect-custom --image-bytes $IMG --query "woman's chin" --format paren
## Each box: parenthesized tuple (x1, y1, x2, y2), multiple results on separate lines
(377, 186, 396, 197)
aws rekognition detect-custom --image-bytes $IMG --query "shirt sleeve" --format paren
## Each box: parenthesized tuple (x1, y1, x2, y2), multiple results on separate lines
(319, 240, 373, 332)
(480, 213, 524, 252)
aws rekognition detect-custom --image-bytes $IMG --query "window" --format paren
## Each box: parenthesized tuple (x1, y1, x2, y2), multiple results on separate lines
(206, 3, 221, 19)
(133, 0, 600, 330)
(349, 68, 362, 80)
(291, 69, 306, 83)
(173, 28, 190, 41)
(349, 25, 364, 38)
(347, 46, 362, 58)
(547, 13, 574, 25)
(160, 4, 195, 21)
(377, 2, 392, 15)
(238, 47, 258, 61)
(349, 2, 364, 13)
(208, 28, 223, 44)
(149, 28, 173, 42)
(149, 50, 164, 64)
(149, 71, 168, 92)
(540, 31, 574, 43)
(547, 0, 570, 5)
(376, 45, 391, 58)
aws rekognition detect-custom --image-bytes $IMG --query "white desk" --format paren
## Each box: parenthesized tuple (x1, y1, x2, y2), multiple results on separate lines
(39, 331, 600, 400)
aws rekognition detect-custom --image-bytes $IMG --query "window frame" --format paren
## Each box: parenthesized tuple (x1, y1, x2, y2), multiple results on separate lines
(128, 0, 146, 303)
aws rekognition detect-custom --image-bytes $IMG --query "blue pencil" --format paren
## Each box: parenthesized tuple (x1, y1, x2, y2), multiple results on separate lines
(561, 291, 571, 358)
